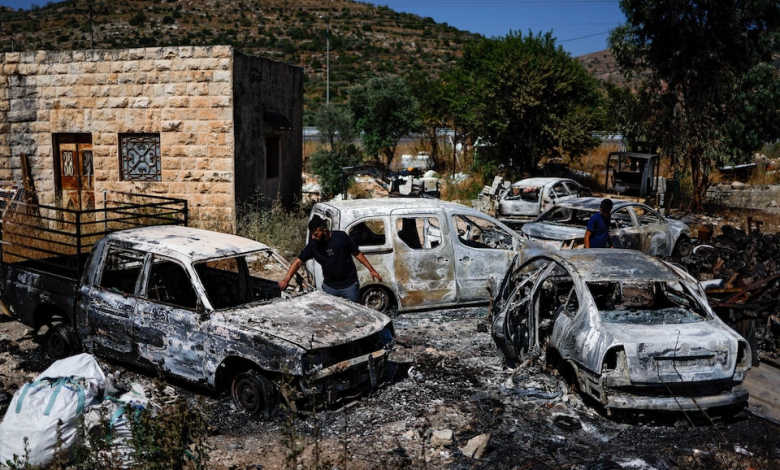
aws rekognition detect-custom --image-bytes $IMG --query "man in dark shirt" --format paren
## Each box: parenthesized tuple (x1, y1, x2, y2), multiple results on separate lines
(278, 215, 382, 302)
(584, 198, 613, 248)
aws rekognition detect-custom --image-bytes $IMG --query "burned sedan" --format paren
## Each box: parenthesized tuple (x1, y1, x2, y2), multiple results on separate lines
(521, 197, 692, 257)
(491, 249, 751, 412)
(75, 226, 394, 414)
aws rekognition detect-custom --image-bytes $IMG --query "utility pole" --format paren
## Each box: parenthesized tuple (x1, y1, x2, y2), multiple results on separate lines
(73, 1, 108, 49)
(319, 14, 330, 105)
(326, 18, 330, 105)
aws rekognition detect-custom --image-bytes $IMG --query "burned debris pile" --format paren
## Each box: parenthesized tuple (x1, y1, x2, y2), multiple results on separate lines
(681, 224, 780, 355)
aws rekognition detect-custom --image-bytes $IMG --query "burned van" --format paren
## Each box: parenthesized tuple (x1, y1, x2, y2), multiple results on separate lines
(309, 199, 539, 313)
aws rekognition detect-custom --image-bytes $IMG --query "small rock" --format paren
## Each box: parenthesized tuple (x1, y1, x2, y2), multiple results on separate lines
(460, 433, 490, 459)
(430, 429, 453, 447)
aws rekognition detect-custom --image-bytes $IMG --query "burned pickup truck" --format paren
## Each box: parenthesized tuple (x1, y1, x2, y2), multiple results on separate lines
(491, 249, 751, 413)
(0, 194, 393, 414)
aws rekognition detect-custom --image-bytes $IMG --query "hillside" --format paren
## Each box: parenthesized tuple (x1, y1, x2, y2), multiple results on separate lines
(0, 0, 480, 114)
(577, 49, 624, 85)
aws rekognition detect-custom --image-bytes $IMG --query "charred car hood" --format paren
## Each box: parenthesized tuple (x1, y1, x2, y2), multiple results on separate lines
(220, 291, 391, 350)
(522, 222, 583, 241)
(600, 321, 740, 382)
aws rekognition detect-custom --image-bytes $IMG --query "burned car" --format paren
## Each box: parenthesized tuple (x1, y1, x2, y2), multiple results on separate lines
(8, 226, 395, 415)
(309, 198, 538, 313)
(521, 197, 693, 257)
(491, 249, 752, 412)
(496, 177, 590, 227)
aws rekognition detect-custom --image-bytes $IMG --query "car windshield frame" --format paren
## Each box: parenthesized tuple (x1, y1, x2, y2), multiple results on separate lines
(587, 278, 709, 325)
(193, 249, 303, 310)
(535, 206, 595, 227)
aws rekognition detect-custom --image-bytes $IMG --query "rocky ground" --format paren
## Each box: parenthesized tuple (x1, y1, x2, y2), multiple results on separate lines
(2, 304, 780, 470)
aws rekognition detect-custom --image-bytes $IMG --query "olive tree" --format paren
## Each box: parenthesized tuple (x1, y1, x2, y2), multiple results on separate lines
(348, 75, 421, 173)
(309, 105, 364, 199)
(449, 31, 605, 178)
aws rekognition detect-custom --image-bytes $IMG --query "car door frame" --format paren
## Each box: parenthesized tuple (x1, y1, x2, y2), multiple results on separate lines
(79, 244, 148, 362)
(449, 210, 520, 303)
(344, 215, 395, 298)
(134, 253, 210, 382)
(390, 208, 457, 309)
(626, 204, 672, 256)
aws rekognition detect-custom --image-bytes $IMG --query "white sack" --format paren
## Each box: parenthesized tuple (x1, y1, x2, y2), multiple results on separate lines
(0, 353, 105, 468)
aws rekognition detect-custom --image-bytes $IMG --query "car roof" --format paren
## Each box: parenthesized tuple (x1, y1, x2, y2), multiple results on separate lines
(314, 197, 480, 214)
(512, 177, 576, 186)
(533, 249, 681, 282)
(104, 225, 270, 262)
(549, 197, 641, 211)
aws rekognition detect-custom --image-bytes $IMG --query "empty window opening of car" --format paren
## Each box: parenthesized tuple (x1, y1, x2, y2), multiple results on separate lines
(349, 219, 387, 247)
(195, 250, 301, 309)
(586, 280, 707, 324)
(396, 217, 441, 250)
(451, 214, 514, 250)
(505, 186, 541, 201)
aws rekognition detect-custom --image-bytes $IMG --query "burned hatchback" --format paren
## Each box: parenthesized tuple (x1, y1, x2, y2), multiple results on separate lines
(490, 249, 751, 412)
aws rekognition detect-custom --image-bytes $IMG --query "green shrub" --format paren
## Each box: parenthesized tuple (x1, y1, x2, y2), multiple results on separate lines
(238, 195, 310, 260)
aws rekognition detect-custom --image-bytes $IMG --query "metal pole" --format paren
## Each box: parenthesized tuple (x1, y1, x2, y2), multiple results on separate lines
(326, 20, 330, 105)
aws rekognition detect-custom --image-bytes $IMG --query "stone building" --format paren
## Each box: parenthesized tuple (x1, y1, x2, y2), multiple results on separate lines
(0, 45, 303, 231)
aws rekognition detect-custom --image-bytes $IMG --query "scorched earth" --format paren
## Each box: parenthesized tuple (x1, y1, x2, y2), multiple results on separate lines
(1, 306, 779, 470)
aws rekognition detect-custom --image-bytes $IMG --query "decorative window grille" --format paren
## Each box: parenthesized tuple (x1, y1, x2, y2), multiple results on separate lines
(120, 133, 161, 181)
(83, 150, 93, 177)
(61, 150, 75, 176)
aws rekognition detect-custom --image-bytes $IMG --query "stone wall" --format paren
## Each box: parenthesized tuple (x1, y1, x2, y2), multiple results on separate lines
(0, 45, 290, 231)
(705, 182, 780, 210)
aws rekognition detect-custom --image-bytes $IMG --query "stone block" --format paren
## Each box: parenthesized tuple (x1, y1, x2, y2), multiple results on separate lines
(430, 429, 453, 448)
(460, 434, 490, 459)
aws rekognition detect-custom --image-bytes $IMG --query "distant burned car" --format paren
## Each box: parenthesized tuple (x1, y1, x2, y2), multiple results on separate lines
(521, 197, 692, 257)
(496, 177, 590, 227)
(491, 250, 752, 412)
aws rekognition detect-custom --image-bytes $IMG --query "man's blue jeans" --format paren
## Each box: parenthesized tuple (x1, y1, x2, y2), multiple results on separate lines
(322, 281, 360, 303)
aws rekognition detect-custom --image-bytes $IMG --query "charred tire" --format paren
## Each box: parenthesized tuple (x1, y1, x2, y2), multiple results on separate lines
(45, 323, 77, 360)
(231, 370, 279, 415)
(361, 285, 394, 313)
(673, 236, 693, 258)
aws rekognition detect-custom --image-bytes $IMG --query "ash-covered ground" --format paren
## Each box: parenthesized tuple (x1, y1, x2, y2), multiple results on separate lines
(2, 306, 779, 470)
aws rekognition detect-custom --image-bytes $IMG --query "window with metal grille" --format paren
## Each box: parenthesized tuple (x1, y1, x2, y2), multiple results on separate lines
(119, 133, 162, 181)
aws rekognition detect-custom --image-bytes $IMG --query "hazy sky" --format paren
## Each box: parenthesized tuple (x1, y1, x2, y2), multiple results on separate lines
(1, 0, 625, 57)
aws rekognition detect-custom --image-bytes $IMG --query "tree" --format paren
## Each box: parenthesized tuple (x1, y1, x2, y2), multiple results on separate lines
(309, 105, 364, 199)
(406, 72, 448, 172)
(449, 31, 604, 179)
(348, 76, 421, 173)
(609, 0, 780, 210)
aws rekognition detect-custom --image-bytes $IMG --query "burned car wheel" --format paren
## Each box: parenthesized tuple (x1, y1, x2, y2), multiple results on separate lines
(361, 286, 394, 313)
(231, 370, 278, 415)
(45, 323, 77, 360)
(673, 236, 693, 258)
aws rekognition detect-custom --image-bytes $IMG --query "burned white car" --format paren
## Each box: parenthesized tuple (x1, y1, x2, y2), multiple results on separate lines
(521, 197, 693, 257)
(491, 250, 751, 412)
(496, 177, 590, 227)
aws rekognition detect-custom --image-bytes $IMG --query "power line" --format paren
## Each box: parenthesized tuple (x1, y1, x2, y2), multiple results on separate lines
(559, 30, 611, 43)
